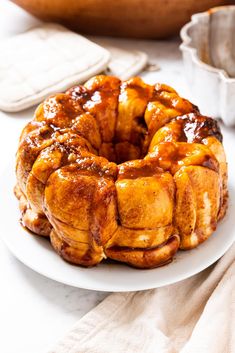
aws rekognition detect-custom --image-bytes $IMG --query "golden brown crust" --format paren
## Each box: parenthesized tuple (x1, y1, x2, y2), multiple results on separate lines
(14, 185, 52, 236)
(147, 141, 219, 175)
(116, 77, 153, 148)
(50, 229, 104, 267)
(143, 88, 199, 151)
(15, 75, 228, 269)
(174, 166, 220, 249)
(105, 235, 180, 269)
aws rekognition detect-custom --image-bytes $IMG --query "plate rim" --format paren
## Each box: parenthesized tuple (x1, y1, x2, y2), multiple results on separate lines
(1, 164, 234, 292)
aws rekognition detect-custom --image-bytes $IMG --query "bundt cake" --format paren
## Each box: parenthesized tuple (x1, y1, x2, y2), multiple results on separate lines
(15, 75, 228, 269)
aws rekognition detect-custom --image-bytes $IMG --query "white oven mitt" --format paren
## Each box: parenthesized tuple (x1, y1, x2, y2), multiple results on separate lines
(0, 23, 148, 112)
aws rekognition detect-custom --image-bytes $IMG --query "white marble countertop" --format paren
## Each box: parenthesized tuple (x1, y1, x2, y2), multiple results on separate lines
(1, 2, 234, 353)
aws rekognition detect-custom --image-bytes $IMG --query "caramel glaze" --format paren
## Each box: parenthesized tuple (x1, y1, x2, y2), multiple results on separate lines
(15, 75, 227, 269)
(118, 159, 164, 180)
(105, 234, 180, 269)
(147, 141, 219, 175)
(174, 113, 222, 143)
(19, 78, 223, 174)
(57, 156, 117, 180)
(22, 77, 222, 171)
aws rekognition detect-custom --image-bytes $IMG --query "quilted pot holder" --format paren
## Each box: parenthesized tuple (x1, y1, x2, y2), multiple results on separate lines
(0, 23, 110, 112)
(0, 23, 148, 112)
(103, 45, 147, 80)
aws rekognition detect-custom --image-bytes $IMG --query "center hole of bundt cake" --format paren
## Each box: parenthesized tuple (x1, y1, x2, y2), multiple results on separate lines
(98, 116, 148, 164)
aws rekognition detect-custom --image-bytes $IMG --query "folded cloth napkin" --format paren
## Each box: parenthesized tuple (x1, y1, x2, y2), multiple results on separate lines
(49, 242, 235, 353)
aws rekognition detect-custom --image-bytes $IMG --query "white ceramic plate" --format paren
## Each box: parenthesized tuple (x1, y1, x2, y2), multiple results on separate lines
(0, 158, 234, 292)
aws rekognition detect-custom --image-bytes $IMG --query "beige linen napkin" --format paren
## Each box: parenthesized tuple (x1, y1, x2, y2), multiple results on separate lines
(49, 243, 235, 353)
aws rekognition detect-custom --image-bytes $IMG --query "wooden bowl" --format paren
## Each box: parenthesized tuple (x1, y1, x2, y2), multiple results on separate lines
(12, 0, 233, 38)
